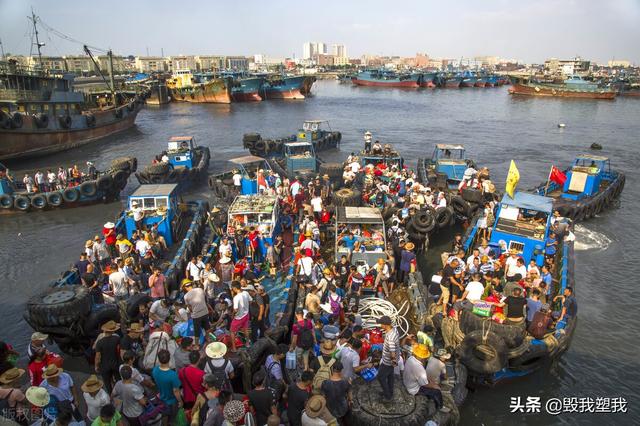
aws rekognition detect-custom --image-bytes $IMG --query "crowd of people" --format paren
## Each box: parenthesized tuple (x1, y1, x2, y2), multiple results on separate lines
(0, 133, 525, 426)
(0, 162, 100, 194)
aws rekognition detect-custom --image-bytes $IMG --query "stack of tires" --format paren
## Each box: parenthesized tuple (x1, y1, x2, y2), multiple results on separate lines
(450, 187, 485, 222)
(208, 174, 235, 203)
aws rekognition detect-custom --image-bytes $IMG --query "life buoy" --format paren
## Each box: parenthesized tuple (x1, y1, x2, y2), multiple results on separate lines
(58, 115, 72, 129)
(33, 113, 49, 129)
(79, 181, 98, 197)
(0, 194, 14, 209)
(97, 175, 113, 192)
(30, 193, 47, 209)
(11, 112, 24, 129)
(62, 187, 80, 203)
(13, 195, 30, 211)
(46, 192, 63, 207)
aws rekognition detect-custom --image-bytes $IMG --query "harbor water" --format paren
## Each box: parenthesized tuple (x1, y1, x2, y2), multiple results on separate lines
(1, 80, 639, 425)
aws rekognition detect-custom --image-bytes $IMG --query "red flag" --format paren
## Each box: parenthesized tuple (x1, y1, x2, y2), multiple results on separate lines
(550, 166, 567, 185)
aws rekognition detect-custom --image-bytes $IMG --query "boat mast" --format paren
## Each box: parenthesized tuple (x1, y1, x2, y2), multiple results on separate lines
(29, 8, 44, 67)
(107, 50, 117, 104)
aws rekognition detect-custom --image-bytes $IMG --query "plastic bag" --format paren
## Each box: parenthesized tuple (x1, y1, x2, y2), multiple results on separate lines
(174, 407, 187, 426)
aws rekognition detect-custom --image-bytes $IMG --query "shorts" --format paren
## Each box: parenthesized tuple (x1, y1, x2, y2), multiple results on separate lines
(440, 285, 451, 305)
(231, 313, 249, 332)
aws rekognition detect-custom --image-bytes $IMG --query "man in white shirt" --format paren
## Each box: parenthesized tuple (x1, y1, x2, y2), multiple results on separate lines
(131, 201, 145, 231)
(182, 281, 209, 346)
(300, 237, 319, 256)
(109, 260, 128, 300)
(149, 299, 171, 325)
(230, 282, 251, 351)
(504, 249, 520, 279)
(402, 344, 429, 395)
(232, 170, 243, 192)
(290, 178, 301, 197)
(219, 236, 233, 260)
(462, 273, 485, 302)
(466, 249, 481, 269)
(135, 238, 151, 257)
(185, 257, 203, 283)
(349, 161, 361, 174)
(310, 195, 323, 218)
(436, 192, 447, 209)
(296, 252, 314, 280)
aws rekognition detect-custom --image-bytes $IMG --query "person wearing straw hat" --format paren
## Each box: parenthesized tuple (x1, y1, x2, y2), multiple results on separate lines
(25, 386, 49, 412)
(102, 221, 117, 258)
(402, 344, 430, 396)
(40, 364, 81, 413)
(94, 320, 122, 393)
(301, 395, 337, 426)
(81, 374, 109, 422)
(0, 367, 27, 417)
(399, 241, 416, 284)
(204, 342, 234, 392)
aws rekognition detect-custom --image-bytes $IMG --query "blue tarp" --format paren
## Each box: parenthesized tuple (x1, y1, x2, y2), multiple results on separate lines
(501, 192, 553, 213)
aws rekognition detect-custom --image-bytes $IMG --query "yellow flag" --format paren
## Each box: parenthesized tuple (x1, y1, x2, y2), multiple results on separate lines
(505, 160, 520, 198)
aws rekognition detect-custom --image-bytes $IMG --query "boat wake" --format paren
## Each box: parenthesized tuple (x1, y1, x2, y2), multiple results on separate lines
(573, 224, 611, 251)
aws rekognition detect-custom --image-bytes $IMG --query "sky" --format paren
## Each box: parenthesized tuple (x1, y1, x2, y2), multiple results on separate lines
(1, 0, 639, 64)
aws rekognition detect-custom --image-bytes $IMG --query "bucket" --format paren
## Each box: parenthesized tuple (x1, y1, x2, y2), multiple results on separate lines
(360, 367, 378, 382)
(285, 351, 297, 370)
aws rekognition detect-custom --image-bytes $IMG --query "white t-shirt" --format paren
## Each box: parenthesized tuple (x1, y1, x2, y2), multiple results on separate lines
(310, 196, 323, 212)
(109, 270, 127, 297)
(135, 239, 151, 257)
(232, 173, 242, 186)
(349, 162, 361, 174)
(184, 287, 209, 319)
(297, 256, 314, 276)
(132, 207, 144, 222)
(338, 346, 360, 381)
(402, 356, 429, 395)
(300, 239, 319, 252)
(219, 242, 232, 258)
(187, 262, 202, 281)
(505, 256, 519, 276)
(511, 265, 527, 279)
(465, 281, 485, 302)
(83, 388, 110, 421)
(437, 196, 447, 208)
(47, 172, 57, 183)
(233, 291, 251, 319)
(290, 181, 301, 196)
(150, 299, 170, 320)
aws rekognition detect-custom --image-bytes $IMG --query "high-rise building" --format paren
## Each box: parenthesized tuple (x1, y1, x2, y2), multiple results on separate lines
(304, 42, 334, 59)
(331, 44, 346, 58)
(317, 42, 327, 55)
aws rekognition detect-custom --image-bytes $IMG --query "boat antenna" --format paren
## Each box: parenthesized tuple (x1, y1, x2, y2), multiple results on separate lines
(84, 45, 117, 101)
(29, 8, 45, 67)
(0, 37, 5, 59)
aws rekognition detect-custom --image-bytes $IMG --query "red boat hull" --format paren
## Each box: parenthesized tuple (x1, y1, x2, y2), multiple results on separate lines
(262, 89, 305, 100)
(352, 78, 419, 88)
(475, 81, 487, 88)
(419, 81, 436, 88)
(509, 83, 616, 99)
(232, 92, 262, 102)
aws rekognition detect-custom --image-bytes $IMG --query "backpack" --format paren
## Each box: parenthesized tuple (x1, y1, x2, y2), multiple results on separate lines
(143, 331, 177, 370)
(139, 395, 165, 426)
(207, 359, 232, 392)
(197, 393, 219, 426)
(312, 357, 335, 395)
(298, 320, 314, 350)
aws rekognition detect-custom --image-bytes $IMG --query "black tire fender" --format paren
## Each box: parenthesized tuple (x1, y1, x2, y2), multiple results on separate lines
(46, 192, 63, 207)
(97, 175, 114, 192)
(0, 194, 13, 209)
(62, 187, 80, 203)
(13, 195, 30, 211)
(30, 193, 47, 209)
(435, 206, 452, 228)
(458, 330, 508, 375)
(79, 181, 98, 197)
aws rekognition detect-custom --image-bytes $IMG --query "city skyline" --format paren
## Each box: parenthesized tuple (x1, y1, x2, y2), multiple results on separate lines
(1, 0, 639, 64)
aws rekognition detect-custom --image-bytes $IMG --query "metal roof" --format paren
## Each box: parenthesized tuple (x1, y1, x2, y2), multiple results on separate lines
(501, 192, 553, 213)
(304, 120, 328, 124)
(436, 144, 465, 150)
(575, 154, 609, 162)
(229, 155, 266, 165)
(336, 206, 383, 224)
(286, 142, 313, 147)
(169, 136, 194, 142)
(130, 184, 178, 197)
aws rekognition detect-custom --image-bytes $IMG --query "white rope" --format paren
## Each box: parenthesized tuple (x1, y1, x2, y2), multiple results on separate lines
(358, 297, 410, 337)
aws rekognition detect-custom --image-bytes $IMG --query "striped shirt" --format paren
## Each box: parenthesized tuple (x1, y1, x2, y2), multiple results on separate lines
(381, 326, 400, 366)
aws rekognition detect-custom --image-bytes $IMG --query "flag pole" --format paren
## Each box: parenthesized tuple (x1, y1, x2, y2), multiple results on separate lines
(544, 165, 553, 196)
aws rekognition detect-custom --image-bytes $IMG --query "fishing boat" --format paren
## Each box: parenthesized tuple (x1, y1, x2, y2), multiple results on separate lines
(508, 75, 616, 99)
(23, 184, 211, 355)
(454, 191, 577, 385)
(300, 75, 316, 95)
(0, 59, 144, 161)
(135, 136, 210, 188)
(242, 120, 341, 158)
(145, 78, 171, 105)
(259, 75, 306, 100)
(459, 71, 477, 88)
(532, 154, 625, 222)
(0, 157, 136, 213)
(443, 75, 462, 88)
(419, 72, 438, 88)
(352, 69, 420, 88)
(168, 69, 232, 104)
(220, 72, 265, 102)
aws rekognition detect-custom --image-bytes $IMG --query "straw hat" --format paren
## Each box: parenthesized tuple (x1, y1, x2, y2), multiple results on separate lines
(322, 268, 333, 276)
(412, 344, 430, 360)
(104, 222, 115, 229)
(405, 242, 415, 251)
(219, 254, 231, 264)
(85, 240, 94, 248)
(0, 367, 25, 384)
(81, 375, 104, 393)
(320, 340, 336, 355)
(127, 323, 144, 333)
(211, 207, 221, 213)
(31, 332, 48, 341)
(207, 273, 220, 283)
(26, 386, 50, 407)
(42, 364, 63, 380)
(223, 399, 246, 423)
(305, 395, 328, 418)
(101, 320, 120, 332)
(206, 342, 227, 359)
(509, 248, 519, 255)
(435, 348, 451, 360)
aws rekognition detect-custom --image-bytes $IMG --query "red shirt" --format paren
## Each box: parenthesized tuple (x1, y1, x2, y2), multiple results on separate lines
(28, 359, 46, 386)
(103, 227, 116, 245)
(179, 365, 205, 404)
(248, 231, 259, 249)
